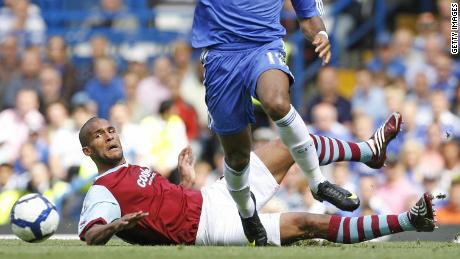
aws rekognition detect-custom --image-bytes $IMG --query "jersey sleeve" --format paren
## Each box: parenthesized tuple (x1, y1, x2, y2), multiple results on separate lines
(78, 185, 121, 241)
(291, 0, 324, 19)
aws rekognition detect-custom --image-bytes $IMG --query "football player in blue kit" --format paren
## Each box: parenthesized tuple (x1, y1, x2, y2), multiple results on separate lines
(191, 0, 383, 246)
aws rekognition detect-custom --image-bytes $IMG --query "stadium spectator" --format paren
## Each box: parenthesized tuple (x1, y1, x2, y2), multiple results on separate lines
(136, 56, 172, 114)
(332, 163, 356, 195)
(348, 114, 376, 175)
(413, 12, 439, 51)
(351, 68, 388, 120)
(139, 100, 188, 177)
(46, 101, 72, 138)
(172, 40, 194, 81)
(85, 57, 125, 119)
(40, 66, 63, 107)
(0, 0, 46, 47)
(351, 114, 374, 142)
(453, 84, 460, 116)
(392, 28, 422, 69)
(0, 35, 19, 107)
(432, 55, 458, 102)
(193, 148, 223, 190)
(46, 36, 78, 102)
(109, 102, 143, 164)
(357, 175, 388, 215)
(406, 35, 441, 90)
(0, 88, 44, 163)
(14, 141, 41, 175)
(375, 158, 418, 214)
(367, 33, 406, 83)
(166, 74, 199, 140)
(437, 179, 460, 225)
(417, 123, 445, 180)
(431, 91, 460, 138)
(275, 165, 310, 212)
(439, 139, 460, 193)
(304, 67, 352, 125)
(180, 60, 208, 128)
(76, 35, 113, 86)
(123, 48, 149, 80)
(309, 102, 352, 141)
(384, 87, 405, 116)
(400, 140, 425, 184)
(0, 163, 22, 192)
(400, 102, 427, 146)
(122, 72, 147, 122)
(3, 48, 42, 108)
(27, 162, 70, 205)
(406, 72, 432, 126)
(0, 163, 21, 225)
(27, 162, 50, 194)
(173, 41, 207, 128)
(46, 101, 84, 181)
(84, 0, 139, 31)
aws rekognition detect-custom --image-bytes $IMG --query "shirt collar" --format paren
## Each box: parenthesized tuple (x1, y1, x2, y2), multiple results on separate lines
(95, 163, 129, 181)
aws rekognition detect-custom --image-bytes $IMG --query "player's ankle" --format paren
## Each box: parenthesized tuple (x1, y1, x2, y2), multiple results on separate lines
(238, 199, 256, 218)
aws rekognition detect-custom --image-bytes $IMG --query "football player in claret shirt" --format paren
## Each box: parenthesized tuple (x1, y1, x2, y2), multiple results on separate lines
(78, 117, 437, 246)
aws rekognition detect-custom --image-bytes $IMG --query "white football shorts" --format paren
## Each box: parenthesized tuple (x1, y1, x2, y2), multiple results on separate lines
(195, 152, 281, 246)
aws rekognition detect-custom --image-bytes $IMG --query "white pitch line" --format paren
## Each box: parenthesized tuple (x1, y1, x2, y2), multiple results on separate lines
(0, 234, 79, 240)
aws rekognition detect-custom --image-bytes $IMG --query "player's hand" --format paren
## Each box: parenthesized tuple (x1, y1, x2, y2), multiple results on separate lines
(114, 211, 149, 231)
(312, 33, 331, 65)
(178, 146, 196, 188)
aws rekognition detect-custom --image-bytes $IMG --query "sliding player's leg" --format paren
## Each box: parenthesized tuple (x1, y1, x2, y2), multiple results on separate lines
(253, 112, 404, 184)
(279, 192, 435, 245)
(310, 112, 402, 168)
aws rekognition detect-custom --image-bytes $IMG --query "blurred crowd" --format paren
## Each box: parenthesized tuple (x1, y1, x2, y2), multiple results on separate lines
(0, 0, 459, 228)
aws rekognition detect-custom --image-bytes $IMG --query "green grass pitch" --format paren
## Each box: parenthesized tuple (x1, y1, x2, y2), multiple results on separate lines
(1, 240, 459, 259)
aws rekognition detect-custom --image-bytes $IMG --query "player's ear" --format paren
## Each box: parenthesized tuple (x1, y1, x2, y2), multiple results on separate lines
(82, 147, 92, 156)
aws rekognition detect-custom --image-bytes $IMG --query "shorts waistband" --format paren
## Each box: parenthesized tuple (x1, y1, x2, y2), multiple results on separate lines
(209, 40, 281, 51)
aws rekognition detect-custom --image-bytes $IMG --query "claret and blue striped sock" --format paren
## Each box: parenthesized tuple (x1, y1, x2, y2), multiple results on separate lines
(309, 134, 374, 166)
(327, 213, 415, 243)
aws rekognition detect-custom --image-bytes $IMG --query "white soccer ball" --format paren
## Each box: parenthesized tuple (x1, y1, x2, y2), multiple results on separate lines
(10, 193, 60, 242)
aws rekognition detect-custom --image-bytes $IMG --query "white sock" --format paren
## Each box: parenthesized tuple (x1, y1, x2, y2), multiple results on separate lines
(224, 162, 255, 218)
(275, 105, 326, 193)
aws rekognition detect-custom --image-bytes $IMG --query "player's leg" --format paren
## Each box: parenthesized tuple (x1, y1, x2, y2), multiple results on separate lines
(201, 47, 268, 246)
(253, 112, 403, 184)
(218, 128, 268, 246)
(279, 192, 436, 245)
(310, 112, 402, 168)
(255, 69, 359, 212)
(219, 128, 253, 218)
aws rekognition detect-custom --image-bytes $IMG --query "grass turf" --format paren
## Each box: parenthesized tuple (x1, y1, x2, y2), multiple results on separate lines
(0, 240, 459, 259)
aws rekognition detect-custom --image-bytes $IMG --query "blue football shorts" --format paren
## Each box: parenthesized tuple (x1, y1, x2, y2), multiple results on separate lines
(201, 39, 294, 135)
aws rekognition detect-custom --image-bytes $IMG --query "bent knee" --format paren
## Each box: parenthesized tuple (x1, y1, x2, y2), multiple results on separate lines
(225, 152, 250, 171)
(263, 98, 291, 119)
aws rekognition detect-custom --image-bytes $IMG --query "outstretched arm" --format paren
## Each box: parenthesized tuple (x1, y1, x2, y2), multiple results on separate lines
(84, 211, 149, 245)
(299, 16, 331, 65)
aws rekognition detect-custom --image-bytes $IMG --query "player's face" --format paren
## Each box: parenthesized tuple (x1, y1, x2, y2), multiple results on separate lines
(85, 119, 124, 165)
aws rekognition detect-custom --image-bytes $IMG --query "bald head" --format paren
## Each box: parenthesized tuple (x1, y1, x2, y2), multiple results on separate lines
(79, 117, 100, 147)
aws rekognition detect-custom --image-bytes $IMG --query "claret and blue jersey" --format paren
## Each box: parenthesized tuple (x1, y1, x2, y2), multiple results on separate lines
(191, 0, 324, 49)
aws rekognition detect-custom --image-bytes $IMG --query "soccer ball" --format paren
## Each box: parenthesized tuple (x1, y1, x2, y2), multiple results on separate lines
(10, 193, 60, 242)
